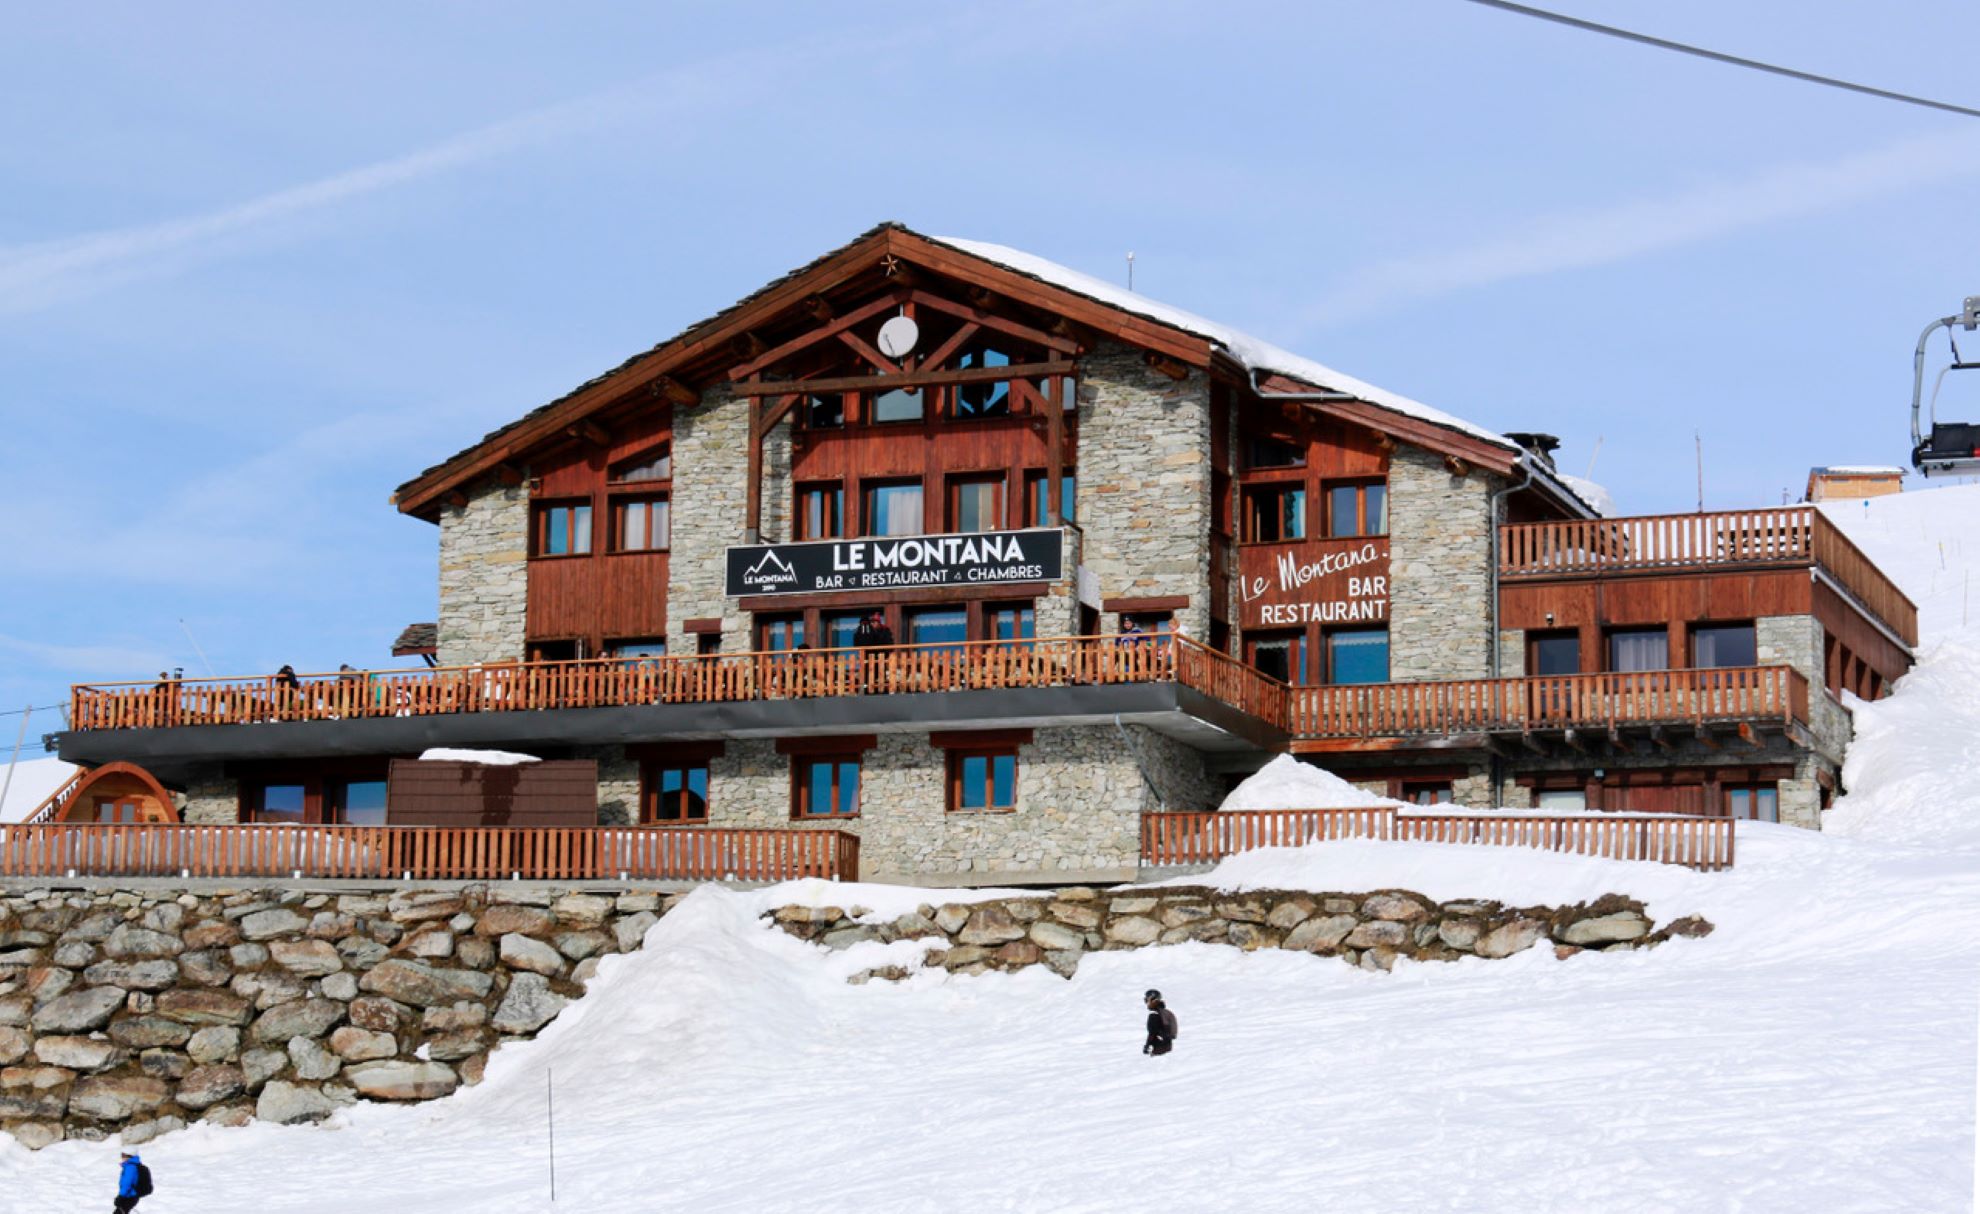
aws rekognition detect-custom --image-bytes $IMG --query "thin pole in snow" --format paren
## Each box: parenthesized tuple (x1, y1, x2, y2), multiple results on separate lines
(547, 1067, 557, 1203)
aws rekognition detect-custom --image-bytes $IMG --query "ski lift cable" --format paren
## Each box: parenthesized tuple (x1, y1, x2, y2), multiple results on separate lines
(1457, 0, 1980, 121)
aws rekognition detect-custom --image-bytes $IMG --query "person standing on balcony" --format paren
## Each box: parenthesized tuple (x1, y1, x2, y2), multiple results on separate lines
(1143, 989, 1177, 1056)
(853, 612, 893, 693)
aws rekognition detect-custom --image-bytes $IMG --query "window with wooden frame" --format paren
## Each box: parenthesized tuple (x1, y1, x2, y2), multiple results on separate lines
(247, 781, 307, 825)
(1607, 627, 1669, 672)
(643, 763, 709, 824)
(987, 602, 1035, 645)
(610, 444, 671, 483)
(1324, 481, 1387, 538)
(792, 755, 861, 819)
(949, 475, 1004, 533)
(798, 482, 845, 540)
(1023, 471, 1077, 527)
(534, 502, 592, 557)
(948, 748, 1019, 813)
(805, 393, 845, 429)
(1241, 484, 1306, 543)
(610, 638, 668, 659)
(870, 386, 924, 424)
(1690, 622, 1756, 669)
(1400, 781, 1454, 806)
(1247, 630, 1307, 684)
(952, 345, 1014, 417)
(758, 614, 805, 654)
(327, 780, 388, 827)
(863, 479, 924, 537)
(1723, 783, 1779, 822)
(1325, 627, 1390, 685)
(612, 496, 669, 552)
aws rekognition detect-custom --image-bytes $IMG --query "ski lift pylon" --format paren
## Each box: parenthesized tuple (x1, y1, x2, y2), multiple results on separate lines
(1912, 296, 1980, 477)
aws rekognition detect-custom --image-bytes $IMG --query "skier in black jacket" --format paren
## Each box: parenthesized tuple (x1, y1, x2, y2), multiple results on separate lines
(1143, 989, 1176, 1055)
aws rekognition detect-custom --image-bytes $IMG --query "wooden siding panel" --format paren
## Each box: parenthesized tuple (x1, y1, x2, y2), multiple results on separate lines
(385, 759, 599, 828)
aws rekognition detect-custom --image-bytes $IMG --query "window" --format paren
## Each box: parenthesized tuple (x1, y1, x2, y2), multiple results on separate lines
(1244, 436, 1305, 469)
(1242, 485, 1306, 543)
(328, 780, 387, 827)
(1024, 472, 1077, 527)
(536, 503, 592, 556)
(610, 445, 671, 483)
(806, 394, 844, 428)
(823, 611, 867, 651)
(1530, 631, 1581, 676)
(988, 603, 1035, 644)
(1725, 784, 1779, 822)
(696, 633, 722, 656)
(613, 497, 669, 551)
(1249, 631, 1307, 684)
(530, 639, 582, 663)
(1536, 790, 1587, 810)
(1693, 623, 1757, 669)
(1608, 628, 1670, 672)
(1327, 628, 1390, 685)
(1401, 782, 1454, 806)
(864, 481, 924, 536)
(1326, 482, 1387, 538)
(872, 387, 924, 424)
(1124, 612, 1174, 637)
(949, 749, 1018, 812)
(907, 607, 968, 652)
(950, 476, 1004, 532)
(793, 756, 860, 818)
(759, 615, 805, 653)
(798, 483, 844, 540)
(611, 639, 668, 659)
(644, 764, 709, 823)
(251, 783, 307, 826)
(954, 347, 1013, 417)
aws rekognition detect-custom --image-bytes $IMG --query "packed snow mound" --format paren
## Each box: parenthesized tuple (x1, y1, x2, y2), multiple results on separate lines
(416, 748, 540, 765)
(1819, 480, 1980, 643)
(1219, 754, 1399, 810)
(0, 756, 79, 823)
(1825, 636, 1980, 848)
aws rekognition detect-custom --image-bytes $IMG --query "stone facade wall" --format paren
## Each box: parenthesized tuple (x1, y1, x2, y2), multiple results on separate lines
(774, 886, 1710, 982)
(666, 386, 749, 655)
(0, 883, 678, 1149)
(1387, 446, 1495, 681)
(1076, 343, 1212, 639)
(678, 726, 1214, 884)
(436, 484, 528, 667)
(1496, 629, 1526, 678)
(178, 768, 239, 827)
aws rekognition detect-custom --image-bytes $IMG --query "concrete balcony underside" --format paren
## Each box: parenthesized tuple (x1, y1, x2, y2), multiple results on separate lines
(60, 681, 1285, 782)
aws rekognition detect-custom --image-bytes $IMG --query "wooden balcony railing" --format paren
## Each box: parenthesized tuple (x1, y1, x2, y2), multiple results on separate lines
(1288, 666, 1808, 740)
(68, 635, 1265, 733)
(1140, 807, 1735, 870)
(1499, 506, 1917, 645)
(20, 766, 88, 825)
(0, 824, 860, 883)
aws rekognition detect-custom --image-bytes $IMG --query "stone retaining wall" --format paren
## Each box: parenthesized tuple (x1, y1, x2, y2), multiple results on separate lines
(771, 885, 1711, 981)
(0, 884, 680, 1150)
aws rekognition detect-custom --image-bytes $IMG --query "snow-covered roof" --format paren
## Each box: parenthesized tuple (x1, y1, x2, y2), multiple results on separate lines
(1558, 473, 1615, 517)
(1812, 465, 1907, 476)
(929, 234, 1598, 517)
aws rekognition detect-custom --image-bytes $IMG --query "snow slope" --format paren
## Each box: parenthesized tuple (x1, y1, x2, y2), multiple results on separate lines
(0, 756, 77, 823)
(1819, 480, 1980, 643)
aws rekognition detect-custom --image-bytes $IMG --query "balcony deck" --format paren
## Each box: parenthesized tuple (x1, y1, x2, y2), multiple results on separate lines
(1499, 506, 1917, 646)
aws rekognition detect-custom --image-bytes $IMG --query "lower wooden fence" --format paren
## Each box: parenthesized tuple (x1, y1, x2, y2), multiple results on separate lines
(0, 825, 861, 884)
(1141, 808, 1735, 871)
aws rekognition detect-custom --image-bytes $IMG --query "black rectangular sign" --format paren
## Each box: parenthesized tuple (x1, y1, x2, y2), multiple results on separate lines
(726, 529, 1063, 598)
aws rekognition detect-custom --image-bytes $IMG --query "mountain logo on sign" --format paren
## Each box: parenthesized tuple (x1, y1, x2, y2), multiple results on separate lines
(744, 550, 798, 587)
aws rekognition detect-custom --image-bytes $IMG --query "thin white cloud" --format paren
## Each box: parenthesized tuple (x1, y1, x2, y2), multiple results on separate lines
(1298, 126, 1980, 328)
(0, 67, 729, 315)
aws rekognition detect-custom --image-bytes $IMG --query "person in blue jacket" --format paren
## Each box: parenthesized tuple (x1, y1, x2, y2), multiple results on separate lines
(115, 1151, 147, 1212)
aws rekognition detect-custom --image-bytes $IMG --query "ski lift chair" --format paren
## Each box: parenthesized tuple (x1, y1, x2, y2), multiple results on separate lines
(1912, 296, 1980, 477)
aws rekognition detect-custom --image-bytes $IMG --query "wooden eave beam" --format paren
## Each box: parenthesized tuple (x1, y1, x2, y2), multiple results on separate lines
(1145, 351, 1191, 381)
(1251, 371, 1519, 476)
(903, 290, 1082, 356)
(652, 376, 700, 407)
(726, 291, 909, 380)
(395, 230, 900, 516)
(493, 464, 525, 487)
(1694, 724, 1721, 751)
(566, 421, 611, 449)
(801, 295, 834, 321)
(734, 361, 1067, 398)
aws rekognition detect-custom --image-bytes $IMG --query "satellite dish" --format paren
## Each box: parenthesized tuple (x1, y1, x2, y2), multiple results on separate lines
(877, 315, 920, 359)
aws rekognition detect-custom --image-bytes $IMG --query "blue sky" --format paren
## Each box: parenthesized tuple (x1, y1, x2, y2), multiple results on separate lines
(5, 1, 1979, 752)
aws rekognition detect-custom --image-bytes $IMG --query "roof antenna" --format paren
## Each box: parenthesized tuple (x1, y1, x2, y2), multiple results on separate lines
(1125, 251, 1135, 292)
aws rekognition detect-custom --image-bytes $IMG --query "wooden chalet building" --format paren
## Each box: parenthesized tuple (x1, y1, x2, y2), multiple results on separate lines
(46, 223, 1916, 884)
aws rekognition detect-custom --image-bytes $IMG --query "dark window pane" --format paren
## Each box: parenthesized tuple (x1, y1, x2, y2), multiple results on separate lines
(954, 480, 999, 532)
(873, 388, 923, 423)
(1694, 624, 1756, 668)
(334, 781, 387, 827)
(908, 609, 967, 651)
(825, 613, 864, 651)
(258, 783, 306, 825)
(836, 762, 860, 815)
(545, 508, 569, 556)
(1328, 486, 1360, 538)
(960, 754, 987, 809)
(762, 618, 805, 653)
(1365, 484, 1387, 535)
(956, 348, 1011, 415)
(992, 754, 1016, 806)
(807, 395, 844, 427)
(807, 761, 833, 815)
(1532, 634, 1581, 676)
(1328, 628, 1389, 684)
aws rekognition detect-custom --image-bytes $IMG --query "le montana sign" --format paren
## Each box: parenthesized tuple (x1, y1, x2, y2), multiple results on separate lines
(726, 529, 1064, 598)
(1237, 538, 1391, 628)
